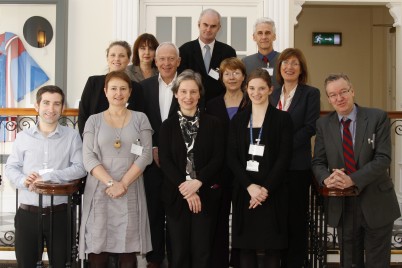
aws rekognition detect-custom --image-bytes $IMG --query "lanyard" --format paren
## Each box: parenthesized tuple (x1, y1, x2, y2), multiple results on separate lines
(249, 113, 263, 145)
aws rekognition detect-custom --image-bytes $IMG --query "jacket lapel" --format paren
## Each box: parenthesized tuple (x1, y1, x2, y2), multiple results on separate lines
(328, 113, 344, 161)
(193, 40, 206, 74)
(287, 85, 302, 113)
(354, 108, 368, 163)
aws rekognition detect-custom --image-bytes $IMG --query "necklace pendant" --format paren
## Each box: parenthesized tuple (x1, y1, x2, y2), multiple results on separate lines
(114, 139, 121, 149)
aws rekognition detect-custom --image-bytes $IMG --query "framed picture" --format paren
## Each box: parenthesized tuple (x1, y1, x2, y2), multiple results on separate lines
(312, 32, 342, 46)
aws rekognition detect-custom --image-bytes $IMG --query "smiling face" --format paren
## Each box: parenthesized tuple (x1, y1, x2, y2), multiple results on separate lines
(198, 12, 221, 44)
(107, 45, 130, 72)
(155, 44, 181, 83)
(175, 79, 201, 116)
(222, 68, 245, 93)
(104, 77, 132, 108)
(326, 78, 355, 116)
(247, 78, 273, 106)
(35, 92, 63, 128)
(253, 22, 276, 53)
(280, 56, 301, 84)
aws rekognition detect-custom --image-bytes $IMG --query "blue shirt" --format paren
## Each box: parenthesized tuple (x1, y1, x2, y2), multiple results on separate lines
(5, 123, 87, 206)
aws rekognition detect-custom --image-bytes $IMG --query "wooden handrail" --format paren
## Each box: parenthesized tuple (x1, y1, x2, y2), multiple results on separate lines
(0, 108, 78, 116)
(34, 179, 81, 196)
(1, 108, 402, 118)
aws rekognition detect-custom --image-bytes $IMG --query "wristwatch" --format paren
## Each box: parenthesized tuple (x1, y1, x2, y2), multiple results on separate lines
(106, 179, 114, 188)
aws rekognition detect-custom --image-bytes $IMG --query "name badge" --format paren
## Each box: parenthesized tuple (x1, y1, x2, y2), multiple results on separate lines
(246, 160, 259, 172)
(131, 143, 143, 156)
(264, 68, 274, 76)
(248, 144, 265, 156)
(208, 69, 220, 80)
(39, 168, 53, 176)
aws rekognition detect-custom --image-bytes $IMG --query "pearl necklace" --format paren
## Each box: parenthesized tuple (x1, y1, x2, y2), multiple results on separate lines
(108, 109, 128, 149)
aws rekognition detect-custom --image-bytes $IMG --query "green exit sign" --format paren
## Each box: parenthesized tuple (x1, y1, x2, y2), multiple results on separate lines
(312, 32, 342, 46)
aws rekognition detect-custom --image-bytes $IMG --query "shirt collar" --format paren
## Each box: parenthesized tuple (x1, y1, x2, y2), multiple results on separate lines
(258, 50, 277, 63)
(198, 39, 216, 51)
(158, 72, 177, 87)
(32, 123, 62, 138)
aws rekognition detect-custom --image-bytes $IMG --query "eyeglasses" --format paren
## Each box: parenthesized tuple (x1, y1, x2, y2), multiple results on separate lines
(327, 89, 351, 101)
(222, 71, 243, 78)
(281, 60, 300, 67)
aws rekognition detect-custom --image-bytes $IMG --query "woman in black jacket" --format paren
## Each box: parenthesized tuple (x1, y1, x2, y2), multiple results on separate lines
(159, 69, 224, 268)
(228, 68, 293, 268)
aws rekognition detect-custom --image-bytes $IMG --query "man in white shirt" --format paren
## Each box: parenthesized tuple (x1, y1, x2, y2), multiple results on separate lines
(140, 42, 180, 268)
(5, 85, 87, 267)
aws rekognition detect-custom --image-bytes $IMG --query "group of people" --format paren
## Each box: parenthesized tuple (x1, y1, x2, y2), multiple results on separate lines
(5, 7, 400, 268)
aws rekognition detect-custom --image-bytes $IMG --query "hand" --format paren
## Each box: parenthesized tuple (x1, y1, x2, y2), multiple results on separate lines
(185, 193, 202, 213)
(324, 169, 355, 189)
(179, 179, 202, 199)
(247, 184, 268, 209)
(153, 147, 160, 167)
(105, 181, 127, 198)
(24, 172, 40, 188)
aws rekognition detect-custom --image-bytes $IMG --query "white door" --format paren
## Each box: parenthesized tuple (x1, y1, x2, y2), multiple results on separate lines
(142, 2, 263, 57)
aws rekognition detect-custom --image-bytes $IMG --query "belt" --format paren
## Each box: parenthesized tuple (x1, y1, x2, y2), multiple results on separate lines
(19, 203, 67, 214)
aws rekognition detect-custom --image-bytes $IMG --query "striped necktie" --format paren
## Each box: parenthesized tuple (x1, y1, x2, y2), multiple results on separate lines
(341, 118, 357, 174)
(204, 45, 211, 72)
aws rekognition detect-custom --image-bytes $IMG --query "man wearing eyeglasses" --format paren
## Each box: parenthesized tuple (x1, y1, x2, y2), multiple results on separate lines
(242, 17, 280, 89)
(312, 73, 400, 267)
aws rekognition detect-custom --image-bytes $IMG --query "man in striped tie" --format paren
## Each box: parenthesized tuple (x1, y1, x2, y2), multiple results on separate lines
(312, 73, 400, 268)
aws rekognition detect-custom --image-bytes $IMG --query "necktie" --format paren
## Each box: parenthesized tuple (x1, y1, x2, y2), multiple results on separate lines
(341, 118, 357, 174)
(204, 45, 211, 72)
(262, 56, 269, 66)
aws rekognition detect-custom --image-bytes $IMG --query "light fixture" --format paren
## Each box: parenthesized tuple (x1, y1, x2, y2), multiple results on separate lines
(37, 30, 46, 47)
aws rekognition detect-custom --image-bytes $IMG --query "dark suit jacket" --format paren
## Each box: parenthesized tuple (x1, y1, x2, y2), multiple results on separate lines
(140, 75, 179, 147)
(159, 112, 224, 218)
(312, 106, 400, 228)
(78, 75, 144, 136)
(178, 39, 237, 103)
(206, 94, 248, 187)
(270, 84, 320, 170)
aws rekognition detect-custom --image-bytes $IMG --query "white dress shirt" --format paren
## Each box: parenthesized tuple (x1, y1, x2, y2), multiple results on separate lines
(159, 73, 176, 122)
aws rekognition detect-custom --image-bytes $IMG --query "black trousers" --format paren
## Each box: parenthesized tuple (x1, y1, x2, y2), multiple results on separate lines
(144, 163, 168, 263)
(14, 207, 68, 268)
(338, 197, 393, 268)
(210, 187, 232, 268)
(167, 206, 215, 268)
(281, 169, 311, 268)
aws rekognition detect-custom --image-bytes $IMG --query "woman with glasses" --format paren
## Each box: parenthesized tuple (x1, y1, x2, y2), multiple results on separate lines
(271, 48, 320, 267)
(228, 68, 293, 268)
(206, 57, 248, 268)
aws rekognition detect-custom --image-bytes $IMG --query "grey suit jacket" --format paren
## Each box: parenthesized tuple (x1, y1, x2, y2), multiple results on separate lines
(242, 52, 280, 89)
(312, 106, 400, 228)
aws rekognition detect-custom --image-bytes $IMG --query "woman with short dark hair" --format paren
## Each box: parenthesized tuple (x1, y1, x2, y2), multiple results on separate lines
(159, 69, 224, 268)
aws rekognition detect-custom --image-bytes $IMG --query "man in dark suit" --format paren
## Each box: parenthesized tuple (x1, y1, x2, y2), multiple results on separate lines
(242, 17, 280, 88)
(178, 8, 237, 104)
(312, 73, 400, 267)
(140, 42, 180, 268)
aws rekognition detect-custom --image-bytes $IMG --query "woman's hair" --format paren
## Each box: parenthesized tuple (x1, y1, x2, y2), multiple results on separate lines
(171, 69, 205, 97)
(246, 68, 272, 88)
(106, 41, 132, 60)
(132, 33, 159, 66)
(276, 47, 308, 85)
(104, 71, 132, 90)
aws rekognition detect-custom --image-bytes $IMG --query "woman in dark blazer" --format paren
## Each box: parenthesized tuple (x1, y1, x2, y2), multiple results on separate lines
(206, 57, 248, 268)
(159, 69, 224, 268)
(78, 41, 144, 136)
(228, 68, 293, 268)
(270, 48, 320, 268)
